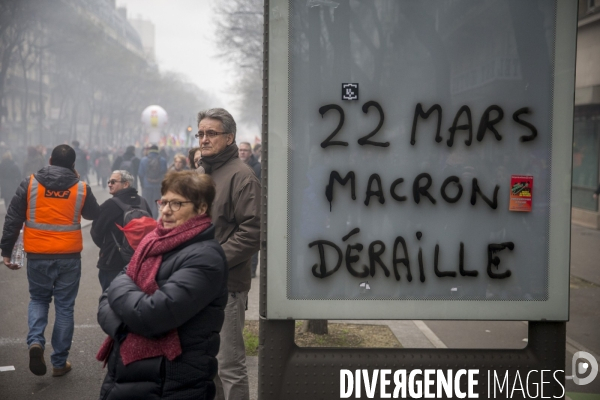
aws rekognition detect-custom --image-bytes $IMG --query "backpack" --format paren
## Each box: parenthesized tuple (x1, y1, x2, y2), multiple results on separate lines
(146, 157, 162, 183)
(119, 158, 134, 175)
(110, 197, 156, 263)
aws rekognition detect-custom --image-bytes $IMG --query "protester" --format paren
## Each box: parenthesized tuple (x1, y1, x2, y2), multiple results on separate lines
(197, 108, 260, 400)
(253, 143, 262, 163)
(0, 151, 21, 209)
(168, 153, 189, 172)
(22, 146, 46, 179)
(0, 144, 100, 377)
(138, 144, 167, 218)
(71, 140, 89, 183)
(189, 146, 201, 170)
(238, 142, 261, 180)
(96, 152, 112, 190)
(159, 147, 169, 163)
(90, 148, 102, 185)
(90, 170, 153, 291)
(96, 171, 227, 399)
(112, 145, 140, 189)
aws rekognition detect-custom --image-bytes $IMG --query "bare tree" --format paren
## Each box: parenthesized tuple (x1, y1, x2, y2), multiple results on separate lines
(0, 0, 36, 138)
(213, 0, 263, 128)
(16, 33, 37, 143)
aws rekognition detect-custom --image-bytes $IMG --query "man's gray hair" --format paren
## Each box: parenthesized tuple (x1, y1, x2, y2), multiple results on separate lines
(113, 170, 134, 185)
(197, 108, 237, 140)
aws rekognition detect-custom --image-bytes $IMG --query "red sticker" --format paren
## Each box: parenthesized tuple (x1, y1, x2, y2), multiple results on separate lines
(509, 175, 533, 212)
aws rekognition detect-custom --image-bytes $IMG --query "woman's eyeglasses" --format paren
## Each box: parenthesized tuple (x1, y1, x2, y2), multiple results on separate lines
(156, 199, 193, 211)
(195, 130, 228, 139)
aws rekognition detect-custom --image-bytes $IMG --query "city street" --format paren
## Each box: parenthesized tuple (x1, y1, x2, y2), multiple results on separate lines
(0, 1, 596, 399)
(0, 183, 598, 398)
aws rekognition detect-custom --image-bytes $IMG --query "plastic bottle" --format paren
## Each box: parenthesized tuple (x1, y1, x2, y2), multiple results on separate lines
(10, 230, 25, 267)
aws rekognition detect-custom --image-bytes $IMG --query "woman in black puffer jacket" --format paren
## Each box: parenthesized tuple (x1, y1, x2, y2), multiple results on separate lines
(97, 171, 228, 400)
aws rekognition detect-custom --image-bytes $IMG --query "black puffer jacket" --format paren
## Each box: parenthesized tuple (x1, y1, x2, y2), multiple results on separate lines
(97, 225, 228, 400)
(90, 187, 152, 271)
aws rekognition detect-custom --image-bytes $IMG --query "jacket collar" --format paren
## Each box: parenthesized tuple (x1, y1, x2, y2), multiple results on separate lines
(200, 143, 239, 174)
(33, 165, 79, 190)
(246, 154, 259, 167)
(113, 187, 138, 199)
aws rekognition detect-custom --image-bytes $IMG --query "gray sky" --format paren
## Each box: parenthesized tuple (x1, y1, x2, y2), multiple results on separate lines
(116, 0, 253, 139)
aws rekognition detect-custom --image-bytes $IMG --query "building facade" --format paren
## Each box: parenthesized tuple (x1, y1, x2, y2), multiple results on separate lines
(0, 0, 145, 149)
(572, 0, 600, 228)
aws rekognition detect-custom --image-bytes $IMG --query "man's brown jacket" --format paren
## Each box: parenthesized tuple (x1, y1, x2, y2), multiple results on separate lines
(200, 143, 261, 293)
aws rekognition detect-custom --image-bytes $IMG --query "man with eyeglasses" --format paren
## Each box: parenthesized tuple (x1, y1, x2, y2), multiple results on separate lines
(90, 170, 152, 291)
(196, 108, 260, 400)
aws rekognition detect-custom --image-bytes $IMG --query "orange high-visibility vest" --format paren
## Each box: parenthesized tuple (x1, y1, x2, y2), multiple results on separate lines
(23, 176, 87, 254)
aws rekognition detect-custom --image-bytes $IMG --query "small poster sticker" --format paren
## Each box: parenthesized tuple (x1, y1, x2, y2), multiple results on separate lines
(342, 83, 358, 100)
(509, 175, 533, 212)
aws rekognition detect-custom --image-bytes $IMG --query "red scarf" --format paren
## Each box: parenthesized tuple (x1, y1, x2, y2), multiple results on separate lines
(97, 214, 212, 366)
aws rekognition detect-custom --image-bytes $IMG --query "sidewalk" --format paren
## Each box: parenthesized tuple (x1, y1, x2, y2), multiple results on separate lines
(570, 224, 600, 287)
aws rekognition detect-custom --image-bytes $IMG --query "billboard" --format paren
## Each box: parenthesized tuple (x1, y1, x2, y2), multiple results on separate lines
(266, 0, 577, 320)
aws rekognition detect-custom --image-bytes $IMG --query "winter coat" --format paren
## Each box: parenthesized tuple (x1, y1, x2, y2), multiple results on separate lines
(96, 155, 112, 178)
(97, 225, 228, 400)
(74, 146, 89, 175)
(90, 187, 152, 271)
(0, 165, 100, 259)
(199, 144, 260, 293)
(0, 159, 21, 203)
(246, 154, 261, 181)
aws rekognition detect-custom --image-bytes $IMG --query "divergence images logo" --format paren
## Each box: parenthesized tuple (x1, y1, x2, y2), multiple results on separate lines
(573, 351, 598, 386)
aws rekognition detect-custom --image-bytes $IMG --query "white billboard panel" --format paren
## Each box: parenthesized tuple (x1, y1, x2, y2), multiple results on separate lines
(267, 0, 576, 320)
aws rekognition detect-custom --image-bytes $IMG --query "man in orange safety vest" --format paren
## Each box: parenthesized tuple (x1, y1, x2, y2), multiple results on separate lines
(0, 144, 99, 377)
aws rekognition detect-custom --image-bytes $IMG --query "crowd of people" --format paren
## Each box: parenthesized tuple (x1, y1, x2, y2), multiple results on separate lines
(0, 108, 262, 400)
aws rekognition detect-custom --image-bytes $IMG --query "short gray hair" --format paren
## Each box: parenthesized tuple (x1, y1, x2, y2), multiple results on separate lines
(197, 108, 237, 140)
(113, 170, 134, 185)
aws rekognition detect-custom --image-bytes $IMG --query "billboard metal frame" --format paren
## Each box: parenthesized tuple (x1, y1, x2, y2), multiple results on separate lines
(264, 0, 577, 322)
(259, 1, 574, 398)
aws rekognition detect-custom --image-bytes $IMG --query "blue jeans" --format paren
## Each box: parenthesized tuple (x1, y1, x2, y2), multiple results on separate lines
(27, 258, 81, 368)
